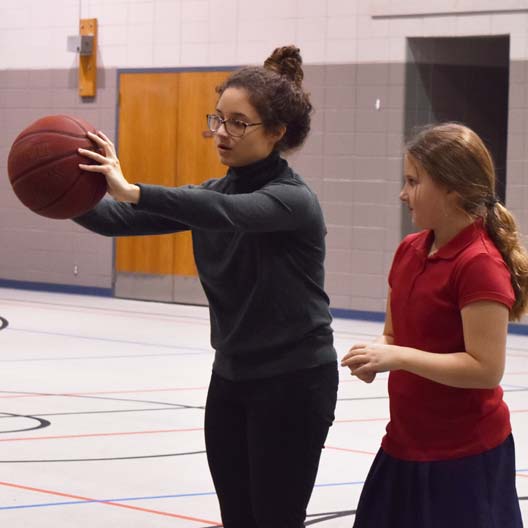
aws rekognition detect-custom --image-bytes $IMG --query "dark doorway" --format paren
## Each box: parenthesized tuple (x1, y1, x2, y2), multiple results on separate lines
(403, 36, 510, 236)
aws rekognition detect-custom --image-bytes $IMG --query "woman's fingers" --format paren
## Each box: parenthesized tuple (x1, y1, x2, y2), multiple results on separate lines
(78, 163, 101, 172)
(96, 130, 113, 143)
(86, 130, 106, 146)
(78, 147, 107, 164)
(86, 131, 117, 157)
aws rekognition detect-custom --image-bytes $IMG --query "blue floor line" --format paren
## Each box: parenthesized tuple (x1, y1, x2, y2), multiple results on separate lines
(6, 327, 212, 354)
(0, 482, 366, 511)
(314, 480, 365, 487)
(1, 471, 525, 512)
(0, 491, 217, 511)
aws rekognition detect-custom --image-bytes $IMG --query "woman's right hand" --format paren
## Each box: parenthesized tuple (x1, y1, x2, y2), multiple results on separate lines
(78, 131, 140, 203)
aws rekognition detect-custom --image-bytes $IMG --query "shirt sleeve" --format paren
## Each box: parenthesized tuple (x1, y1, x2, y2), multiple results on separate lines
(134, 180, 317, 232)
(73, 196, 190, 237)
(454, 252, 515, 310)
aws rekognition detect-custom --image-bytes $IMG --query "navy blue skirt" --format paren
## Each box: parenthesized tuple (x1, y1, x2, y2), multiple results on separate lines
(353, 434, 523, 528)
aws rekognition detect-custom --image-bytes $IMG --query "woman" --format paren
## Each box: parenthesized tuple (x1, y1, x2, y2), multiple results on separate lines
(75, 46, 338, 528)
(342, 123, 526, 527)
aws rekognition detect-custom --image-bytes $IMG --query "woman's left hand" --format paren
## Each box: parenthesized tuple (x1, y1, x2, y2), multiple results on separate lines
(78, 131, 140, 203)
(341, 342, 401, 376)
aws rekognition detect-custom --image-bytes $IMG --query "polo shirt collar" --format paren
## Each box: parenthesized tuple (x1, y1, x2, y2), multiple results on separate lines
(411, 218, 483, 261)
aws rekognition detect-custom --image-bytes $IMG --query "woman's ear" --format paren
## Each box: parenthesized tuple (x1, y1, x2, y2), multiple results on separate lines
(271, 124, 287, 143)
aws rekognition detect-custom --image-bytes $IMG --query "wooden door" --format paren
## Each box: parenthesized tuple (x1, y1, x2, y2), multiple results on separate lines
(115, 70, 231, 302)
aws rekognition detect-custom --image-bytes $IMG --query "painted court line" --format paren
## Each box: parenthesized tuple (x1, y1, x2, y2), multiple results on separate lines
(0, 415, 398, 443)
(0, 482, 368, 513)
(0, 491, 218, 511)
(325, 446, 377, 456)
(0, 297, 211, 324)
(0, 386, 208, 399)
(0, 427, 204, 443)
(334, 417, 387, 423)
(6, 327, 212, 353)
(0, 481, 220, 525)
(1, 474, 524, 513)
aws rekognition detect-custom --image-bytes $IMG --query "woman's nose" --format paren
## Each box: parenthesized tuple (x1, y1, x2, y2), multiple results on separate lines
(216, 122, 229, 137)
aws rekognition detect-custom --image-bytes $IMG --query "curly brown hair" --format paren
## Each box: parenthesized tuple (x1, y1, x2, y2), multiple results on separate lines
(216, 45, 312, 152)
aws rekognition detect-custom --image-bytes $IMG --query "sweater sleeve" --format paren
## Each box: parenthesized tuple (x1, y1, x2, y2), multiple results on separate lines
(135, 181, 316, 232)
(73, 196, 190, 237)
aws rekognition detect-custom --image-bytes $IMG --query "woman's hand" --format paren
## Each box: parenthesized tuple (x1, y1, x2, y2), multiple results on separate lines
(78, 131, 140, 203)
(341, 342, 401, 382)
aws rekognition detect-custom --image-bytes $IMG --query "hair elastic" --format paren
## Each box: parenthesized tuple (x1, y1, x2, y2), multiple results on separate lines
(484, 196, 499, 208)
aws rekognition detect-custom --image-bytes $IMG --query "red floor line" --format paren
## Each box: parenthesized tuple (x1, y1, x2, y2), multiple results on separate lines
(0, 416, 394, 443)
(69, 387, 209, 395)
(325, 445, 377, 456)
(0, 427, 204, 443)
(0, 386, 208, 399)
(0, 480, 220, 525)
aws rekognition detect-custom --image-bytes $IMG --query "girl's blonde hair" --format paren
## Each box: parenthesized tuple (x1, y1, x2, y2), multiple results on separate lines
(406, 122, 528, 320)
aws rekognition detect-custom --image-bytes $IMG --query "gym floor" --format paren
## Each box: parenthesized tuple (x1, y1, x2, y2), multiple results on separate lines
(0, 287, 526, 527)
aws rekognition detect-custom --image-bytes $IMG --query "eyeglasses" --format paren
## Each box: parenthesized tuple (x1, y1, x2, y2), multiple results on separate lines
(206, 114, 262, 138)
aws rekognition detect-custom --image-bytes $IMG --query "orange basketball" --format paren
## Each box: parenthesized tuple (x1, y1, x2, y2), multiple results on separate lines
(7, 115, 107, 219)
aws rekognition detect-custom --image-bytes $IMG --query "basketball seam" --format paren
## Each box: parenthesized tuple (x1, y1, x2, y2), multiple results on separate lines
(10, 150, 95, 186)
(33, 167, 99, 216)
(61, 115, 90, 135)
(12, 129, 91, 143)
(14, 115, 89, 142)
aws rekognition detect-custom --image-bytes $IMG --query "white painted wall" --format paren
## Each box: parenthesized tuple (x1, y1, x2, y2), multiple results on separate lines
(1, 0, 527, 69)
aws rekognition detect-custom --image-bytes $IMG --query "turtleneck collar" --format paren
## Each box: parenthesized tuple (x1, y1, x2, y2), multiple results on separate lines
(227, 150, 285, 192)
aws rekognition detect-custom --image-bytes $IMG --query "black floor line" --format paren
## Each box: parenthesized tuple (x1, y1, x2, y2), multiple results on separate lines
(0, 450, 207, 464)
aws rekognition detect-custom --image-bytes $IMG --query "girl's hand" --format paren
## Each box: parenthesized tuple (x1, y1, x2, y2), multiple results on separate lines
(78, 131, 140, 203)
(341, 342, 401, 380)
(355, 369, 376, 384)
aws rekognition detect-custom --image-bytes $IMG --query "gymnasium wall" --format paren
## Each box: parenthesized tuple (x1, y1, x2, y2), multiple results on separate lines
(1, 1, 528, 315)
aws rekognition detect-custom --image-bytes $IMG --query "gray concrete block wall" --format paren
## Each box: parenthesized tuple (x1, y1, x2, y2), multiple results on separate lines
(0, 68, 117, 291)
(1, 58, 526, 316)
(289, 63, 404, 313)
(508, 61, 528, 239)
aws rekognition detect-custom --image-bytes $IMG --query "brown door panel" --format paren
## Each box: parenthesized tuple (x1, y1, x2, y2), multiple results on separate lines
(116, 70, 231, 278)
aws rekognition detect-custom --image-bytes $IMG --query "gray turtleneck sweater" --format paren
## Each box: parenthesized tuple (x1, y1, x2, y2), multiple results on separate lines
(74, 151, 336, 380)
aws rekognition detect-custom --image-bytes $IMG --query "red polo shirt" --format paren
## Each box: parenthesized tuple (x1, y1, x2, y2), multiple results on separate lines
(382, 220, 515, 461)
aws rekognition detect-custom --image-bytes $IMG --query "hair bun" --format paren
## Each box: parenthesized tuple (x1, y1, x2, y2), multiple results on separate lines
(264, 45, 303, 87)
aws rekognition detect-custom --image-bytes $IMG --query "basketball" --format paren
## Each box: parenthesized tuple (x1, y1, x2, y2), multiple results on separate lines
(7, 114, 107, 219)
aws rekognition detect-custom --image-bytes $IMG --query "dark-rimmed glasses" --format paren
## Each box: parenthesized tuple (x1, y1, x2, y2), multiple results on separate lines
(206, 114, 262, 138)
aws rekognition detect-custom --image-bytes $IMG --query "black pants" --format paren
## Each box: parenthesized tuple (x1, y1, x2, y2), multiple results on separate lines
(204, 362, 338, 528)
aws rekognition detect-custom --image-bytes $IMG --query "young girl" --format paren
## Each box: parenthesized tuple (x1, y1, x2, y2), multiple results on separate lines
(342, 123, 526, 527)
(75, 46, 338, 528)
